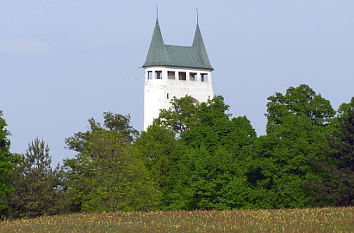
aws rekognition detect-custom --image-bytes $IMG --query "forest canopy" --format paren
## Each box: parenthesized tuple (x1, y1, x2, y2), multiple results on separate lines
(1, 84, 353, 218)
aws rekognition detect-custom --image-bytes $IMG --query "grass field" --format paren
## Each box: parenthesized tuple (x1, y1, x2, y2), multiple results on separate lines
(1, 207, 353, 232)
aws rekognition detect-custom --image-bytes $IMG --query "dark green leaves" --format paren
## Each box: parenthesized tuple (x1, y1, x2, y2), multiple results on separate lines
(0, 111, 16, 217)
(153, 96, 257, 210)
(266, 84, 335, 130)
(10, 138, 67, 218)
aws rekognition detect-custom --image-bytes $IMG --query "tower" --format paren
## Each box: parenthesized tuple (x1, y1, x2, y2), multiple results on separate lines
(143, 16, 214, 130)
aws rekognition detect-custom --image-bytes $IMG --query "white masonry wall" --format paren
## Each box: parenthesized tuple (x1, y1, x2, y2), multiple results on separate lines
(144, 66, 214, 131)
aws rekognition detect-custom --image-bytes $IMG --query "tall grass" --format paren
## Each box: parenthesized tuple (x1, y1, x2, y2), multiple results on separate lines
(1, 207, 353, 232)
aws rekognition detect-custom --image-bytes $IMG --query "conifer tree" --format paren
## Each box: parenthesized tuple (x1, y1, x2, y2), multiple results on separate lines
(307, 97, 353, 206)
(11, 138, 67, 218)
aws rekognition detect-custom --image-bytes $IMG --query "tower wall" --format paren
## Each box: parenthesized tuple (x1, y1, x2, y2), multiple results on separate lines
(144, 66, 213, 130)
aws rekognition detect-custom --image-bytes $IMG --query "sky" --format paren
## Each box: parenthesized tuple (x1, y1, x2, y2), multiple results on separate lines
(1, 0, 353, 165)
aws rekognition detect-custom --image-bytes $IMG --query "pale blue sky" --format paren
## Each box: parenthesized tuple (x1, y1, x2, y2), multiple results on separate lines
(1, 0, 353, 165)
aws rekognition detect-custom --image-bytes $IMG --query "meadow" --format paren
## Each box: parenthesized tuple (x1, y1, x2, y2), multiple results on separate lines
(1, 207, 353, 232)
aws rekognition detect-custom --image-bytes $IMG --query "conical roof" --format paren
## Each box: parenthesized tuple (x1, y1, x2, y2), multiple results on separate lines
(192, 24, 213, 70)
(143, 20, 213, 70)
(143, 19, 170, 66)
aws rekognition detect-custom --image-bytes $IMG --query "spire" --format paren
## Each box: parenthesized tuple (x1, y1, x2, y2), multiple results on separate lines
(143, 15, 169, 67)
(193, 21, 212, 69)
(152, 17, 163, 45)
(196, 8, 199, 26)
(156, 5, 159, 21)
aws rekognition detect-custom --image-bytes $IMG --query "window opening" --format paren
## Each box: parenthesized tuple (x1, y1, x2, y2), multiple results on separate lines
(155, 71, 162, 79)
(167, 93, 169, 99)
(179, 72, 186, 80)
(201, 73, 208, 82)
(168, 71, 175, 80)
(190, 72, 197, 81)
(191, 97, 199, 104)
(147, 71, 152, 80)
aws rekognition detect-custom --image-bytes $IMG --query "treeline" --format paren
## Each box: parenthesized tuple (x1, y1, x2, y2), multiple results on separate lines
(0, 84, 353, 219)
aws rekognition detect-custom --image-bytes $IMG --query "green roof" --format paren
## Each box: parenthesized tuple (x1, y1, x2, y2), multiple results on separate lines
(143, 20, 213, 70)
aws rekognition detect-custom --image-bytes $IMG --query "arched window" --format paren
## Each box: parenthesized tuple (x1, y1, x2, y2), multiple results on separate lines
(191, 97, 199, 104)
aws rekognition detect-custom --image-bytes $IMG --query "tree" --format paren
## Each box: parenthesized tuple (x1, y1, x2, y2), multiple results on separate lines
(306, 97, 354, 206)
(64, 112, 161, 212)
(135, 123, 178, 190)
(156, 96, 199, 134)
(155, 96, 257, 210)
(0, 111, 16, 217)
(10, 138, 68, 218)
(251, 84, 336, 208)
(266, 84, 335, 128)
(65, 113, 138, 154)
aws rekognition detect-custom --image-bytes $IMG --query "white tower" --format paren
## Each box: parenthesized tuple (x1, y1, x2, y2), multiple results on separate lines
(143, 18, 214, 130)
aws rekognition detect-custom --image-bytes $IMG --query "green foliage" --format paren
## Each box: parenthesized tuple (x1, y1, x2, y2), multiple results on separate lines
(156, 96, 200, 134)
(65, 113, 138, 154)
(306, 97, 354, 206)
(135, 123, 178, 191)
(64, 112, 161, 212)
(10, 138, 68, 218)
(146, 90, 340, 209)
(0, 111, 16, 217)
(266, 84, 335, 129)
(155, 96, 257, 210)
(250, 84, 335, 208)
(3, 83, 350, 216)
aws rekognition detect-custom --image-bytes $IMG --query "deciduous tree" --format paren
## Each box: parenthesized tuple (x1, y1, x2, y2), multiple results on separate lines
(0, 111, 16, 217)
(251, 84, 335, 208)
(64, 112, 161, 212)
(135, 123, 178, 191)
(156, 96, 257, 210)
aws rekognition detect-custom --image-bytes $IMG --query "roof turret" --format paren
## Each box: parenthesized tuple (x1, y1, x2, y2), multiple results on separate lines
(192, 24, 213, 70)
(143, 19, 169, 67)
